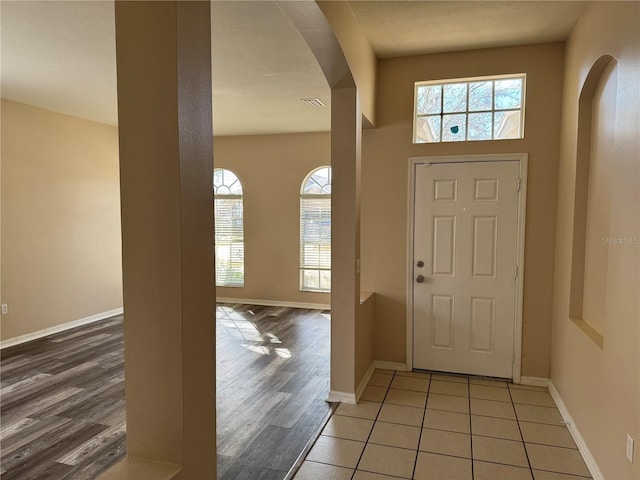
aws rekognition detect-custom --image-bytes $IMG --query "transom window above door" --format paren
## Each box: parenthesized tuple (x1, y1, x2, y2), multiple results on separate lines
(413, 74, 526, 143)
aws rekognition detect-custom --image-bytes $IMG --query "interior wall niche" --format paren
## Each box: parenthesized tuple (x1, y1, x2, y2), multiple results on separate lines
(569, 54, 617, 349)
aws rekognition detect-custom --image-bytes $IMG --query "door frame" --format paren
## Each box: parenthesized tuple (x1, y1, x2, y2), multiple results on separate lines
(406, 153, 528, 382)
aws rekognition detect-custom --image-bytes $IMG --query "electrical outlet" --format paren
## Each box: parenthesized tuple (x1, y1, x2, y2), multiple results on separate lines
(627, 435, 635, 463)
(1, 304, 7, 315)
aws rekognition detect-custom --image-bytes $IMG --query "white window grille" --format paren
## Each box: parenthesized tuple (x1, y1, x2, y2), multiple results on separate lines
(414, 74, 526, 143)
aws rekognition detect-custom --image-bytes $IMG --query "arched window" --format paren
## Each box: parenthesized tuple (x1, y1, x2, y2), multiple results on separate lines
(300, 166, 331, 292)
(214, 168, 244, 287)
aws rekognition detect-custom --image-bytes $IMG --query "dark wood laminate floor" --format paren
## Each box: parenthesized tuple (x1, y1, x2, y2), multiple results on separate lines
(215, 304, 331, 480)
(0, 304, 331, 479)
(0, 316, 126, 480)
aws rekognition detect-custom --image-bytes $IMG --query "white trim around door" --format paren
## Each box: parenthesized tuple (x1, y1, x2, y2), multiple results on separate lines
(406, 153, 528, 382)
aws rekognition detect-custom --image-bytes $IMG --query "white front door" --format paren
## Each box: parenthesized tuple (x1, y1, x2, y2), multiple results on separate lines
(413, 160, 520, 378)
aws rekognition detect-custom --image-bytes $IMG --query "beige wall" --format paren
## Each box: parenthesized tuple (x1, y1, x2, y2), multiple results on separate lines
(551, 3, 639, 479)
(0, 108, 329, 342)
(360, 43, 565, 377)
(356, 292, 375, 388)
(213, 132, 331, 306)
(1, 99, 123, 341)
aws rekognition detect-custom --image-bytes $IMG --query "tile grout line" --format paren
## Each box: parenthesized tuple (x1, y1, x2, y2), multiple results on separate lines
(315, 371, 575, 480)
(285, 402, 339, 480)
(410, 373, 431, 480)
(507, 382, 534, 476)
(468, 377, 475, 480)
(532, 467, 592, 479)
(350, 370, 396, 480)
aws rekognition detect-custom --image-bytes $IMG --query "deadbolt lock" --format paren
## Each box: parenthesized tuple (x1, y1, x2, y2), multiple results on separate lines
(417, 260, 424, 268)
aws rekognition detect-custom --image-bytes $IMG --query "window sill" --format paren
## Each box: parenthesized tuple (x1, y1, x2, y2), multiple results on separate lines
(300, 289, 330, 294)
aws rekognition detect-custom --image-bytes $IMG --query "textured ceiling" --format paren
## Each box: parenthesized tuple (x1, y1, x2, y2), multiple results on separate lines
(1, 1, 118, 126)
(0, 1, 330, 135)
(209, 1, 330, 135)
(1, 1, 589, 135)
(348, 1, 588, 58)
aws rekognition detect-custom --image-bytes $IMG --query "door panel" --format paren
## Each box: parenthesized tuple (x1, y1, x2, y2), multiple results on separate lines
(470, 297, 495, 352)
(432, 216, 456, 275)
(472, 216, 497, 277)
(413, 160, 519, 378)
(432, 295, 454, 348)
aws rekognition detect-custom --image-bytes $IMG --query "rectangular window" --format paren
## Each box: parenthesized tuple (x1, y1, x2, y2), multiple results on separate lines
(300, 197, 331, 292)
(414, 74, 526, 144)
(214, 198, 244, 287)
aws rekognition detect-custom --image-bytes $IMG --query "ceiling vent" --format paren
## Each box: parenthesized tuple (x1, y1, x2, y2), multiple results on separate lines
(301, 98, 326, 108)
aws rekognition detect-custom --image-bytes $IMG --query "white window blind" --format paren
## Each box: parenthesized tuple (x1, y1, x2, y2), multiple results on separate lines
(300, 167, 331, 292)
(214, 169, 244, 287)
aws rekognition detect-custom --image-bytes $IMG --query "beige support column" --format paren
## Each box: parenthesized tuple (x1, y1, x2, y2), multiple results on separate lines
(276, 0, 364, 400)
(330, 85, 362, 397)
(100, 2, 216, 478)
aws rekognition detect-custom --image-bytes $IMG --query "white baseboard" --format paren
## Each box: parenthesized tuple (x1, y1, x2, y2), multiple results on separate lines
(1, 308, 124, 349)
(216, 297, 330, 311)
(355, 363, 376, 403)
(519, 376, 550, 387)
(374, 360, 407, 372)
(548, 381, 604, 480)
(329, 361, 390, 405)
(327, 390, 356, 404)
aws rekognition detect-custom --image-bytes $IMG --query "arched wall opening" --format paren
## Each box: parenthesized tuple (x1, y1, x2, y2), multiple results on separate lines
(569, 54, 617, 348)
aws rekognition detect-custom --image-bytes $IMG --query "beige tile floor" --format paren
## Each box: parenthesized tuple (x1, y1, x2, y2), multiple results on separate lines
(294, 370, 592, 480)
